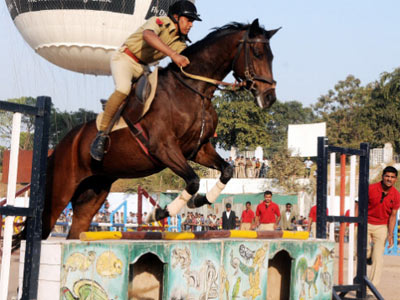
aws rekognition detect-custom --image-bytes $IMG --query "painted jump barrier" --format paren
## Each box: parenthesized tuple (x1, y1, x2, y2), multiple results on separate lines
(19, 230, 335, 300)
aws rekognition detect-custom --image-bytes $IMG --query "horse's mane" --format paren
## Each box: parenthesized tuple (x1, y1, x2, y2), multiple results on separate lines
(163, 22, 266, 72)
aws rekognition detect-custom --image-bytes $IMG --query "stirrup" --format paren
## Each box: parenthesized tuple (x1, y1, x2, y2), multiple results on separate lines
(90, 131, 108, 161)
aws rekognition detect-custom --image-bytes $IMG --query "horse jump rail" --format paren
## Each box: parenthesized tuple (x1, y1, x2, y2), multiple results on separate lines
(79, 230, 309, 241)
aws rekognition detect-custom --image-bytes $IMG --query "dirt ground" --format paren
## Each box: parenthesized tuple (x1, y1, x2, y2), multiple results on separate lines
(5, 240, 400, 300)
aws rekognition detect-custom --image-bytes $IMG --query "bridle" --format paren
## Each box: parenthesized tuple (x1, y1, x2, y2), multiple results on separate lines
(231, 28, 276, 92)
(179, 28, 276, 92)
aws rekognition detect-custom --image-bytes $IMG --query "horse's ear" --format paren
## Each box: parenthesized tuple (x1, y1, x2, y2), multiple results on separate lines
(266, 27, 282, 39)
(249, 19, 261, 38)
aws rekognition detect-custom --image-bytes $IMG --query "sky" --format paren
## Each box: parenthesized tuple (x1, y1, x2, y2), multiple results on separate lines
(0, 0, 400, 113)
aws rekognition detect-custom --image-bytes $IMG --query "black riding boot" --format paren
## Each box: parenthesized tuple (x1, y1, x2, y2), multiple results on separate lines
(90, 131, 108, 161)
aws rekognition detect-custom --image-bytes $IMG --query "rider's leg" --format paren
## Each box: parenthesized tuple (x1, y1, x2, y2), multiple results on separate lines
(90, 49, 144, 161)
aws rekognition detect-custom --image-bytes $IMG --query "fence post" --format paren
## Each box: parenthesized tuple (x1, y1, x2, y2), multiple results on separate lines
(21, 96, 51, 299)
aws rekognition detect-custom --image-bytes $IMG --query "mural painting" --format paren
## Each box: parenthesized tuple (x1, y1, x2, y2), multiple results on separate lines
(223, 241, 269, 300)
(58, 239, 334, 300)
(167, 242, 221, 299)
(268, 241, 334, 300)
(60, 243, 128, 300)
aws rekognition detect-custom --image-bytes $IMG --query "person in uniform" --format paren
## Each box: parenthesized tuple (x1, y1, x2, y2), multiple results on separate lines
(90, 1, 201, 161)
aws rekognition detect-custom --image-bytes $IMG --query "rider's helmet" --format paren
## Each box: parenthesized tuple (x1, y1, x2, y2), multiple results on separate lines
(168, 1, 202, 22)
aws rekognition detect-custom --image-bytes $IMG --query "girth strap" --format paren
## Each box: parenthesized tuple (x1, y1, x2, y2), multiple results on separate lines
(122, 116, 160, 164)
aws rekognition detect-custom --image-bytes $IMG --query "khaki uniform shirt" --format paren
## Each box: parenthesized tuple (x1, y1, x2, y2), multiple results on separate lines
(124, 16, 187, 65)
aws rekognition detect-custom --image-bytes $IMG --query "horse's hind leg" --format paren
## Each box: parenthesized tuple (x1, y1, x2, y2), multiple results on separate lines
(189, 142, 233, 208)
(68, 176, 114, 239)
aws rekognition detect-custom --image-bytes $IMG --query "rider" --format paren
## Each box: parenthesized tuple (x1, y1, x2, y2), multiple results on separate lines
(90, 0, 201, 161)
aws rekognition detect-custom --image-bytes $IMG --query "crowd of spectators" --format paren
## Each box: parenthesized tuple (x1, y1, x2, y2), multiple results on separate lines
(208, 156, 270, 178)
(54, 197, 315, 234)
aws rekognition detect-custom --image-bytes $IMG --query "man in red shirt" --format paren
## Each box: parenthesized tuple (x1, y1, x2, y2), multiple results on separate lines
(307, 205, 329, 238)
(240, 201, 255, 230)
(255, 191, 281, 230)
(367, 166, 400, 292)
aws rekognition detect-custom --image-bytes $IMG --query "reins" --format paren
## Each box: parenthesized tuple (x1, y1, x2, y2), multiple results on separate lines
(179, 66, 245, 89)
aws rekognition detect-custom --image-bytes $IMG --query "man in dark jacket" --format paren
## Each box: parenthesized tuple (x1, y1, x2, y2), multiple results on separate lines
(222, 203, 236, 230)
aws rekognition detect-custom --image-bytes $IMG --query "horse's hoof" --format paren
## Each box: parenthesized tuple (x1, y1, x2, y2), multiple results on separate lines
(145, 208, 158, 224)
(187, 194, 199, 209)
(145, 207, 169, 223)
(187, 194, 210, 209)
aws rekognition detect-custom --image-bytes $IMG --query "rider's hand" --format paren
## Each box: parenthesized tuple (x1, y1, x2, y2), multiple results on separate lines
(171, 53, 190, 67)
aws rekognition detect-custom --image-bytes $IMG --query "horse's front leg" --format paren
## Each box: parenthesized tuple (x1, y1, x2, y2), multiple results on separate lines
(145, 143, 202, 223)
(187, 142, 233, 208)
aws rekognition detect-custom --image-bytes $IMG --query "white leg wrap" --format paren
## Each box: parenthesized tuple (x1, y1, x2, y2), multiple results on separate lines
(167, 190, 192, 216)
(206, 180, 226, 204)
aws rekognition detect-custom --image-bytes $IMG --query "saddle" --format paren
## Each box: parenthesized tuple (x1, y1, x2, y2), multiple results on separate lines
(96, 67, 159, 132)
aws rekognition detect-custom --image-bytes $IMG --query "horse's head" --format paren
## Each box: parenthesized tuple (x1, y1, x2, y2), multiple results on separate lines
(232, 19, 280, 109)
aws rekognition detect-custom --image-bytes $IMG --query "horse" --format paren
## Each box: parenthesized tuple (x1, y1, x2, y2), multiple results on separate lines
(34, 19, 279, 240)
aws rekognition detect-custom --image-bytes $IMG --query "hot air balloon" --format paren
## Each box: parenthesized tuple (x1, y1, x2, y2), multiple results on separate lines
(5, 0, 184, 75)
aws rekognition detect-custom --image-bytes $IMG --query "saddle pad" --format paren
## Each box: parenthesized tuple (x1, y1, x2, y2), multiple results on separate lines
(95, 67, 159, 132)
(96, 112, 128, 132)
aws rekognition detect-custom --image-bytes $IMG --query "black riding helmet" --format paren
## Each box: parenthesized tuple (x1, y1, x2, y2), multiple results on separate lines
(168, 1, 202, 22)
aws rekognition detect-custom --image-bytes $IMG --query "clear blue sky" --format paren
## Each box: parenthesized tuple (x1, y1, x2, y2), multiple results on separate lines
(1, 0, 399, 112)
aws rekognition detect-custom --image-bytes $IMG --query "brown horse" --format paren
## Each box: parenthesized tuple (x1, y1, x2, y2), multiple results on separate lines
(40, 19, 279, 239)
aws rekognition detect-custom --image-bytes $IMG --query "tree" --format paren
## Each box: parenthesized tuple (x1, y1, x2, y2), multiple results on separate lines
(268, 148, 306, 193)
(265, 100, 315, 157)
(366, 68, 400, 152)
(0, 97, 37, 150)
(49, 108, 97, 147)
(312, 75, 372, 149)
(213, 90, 272, 151)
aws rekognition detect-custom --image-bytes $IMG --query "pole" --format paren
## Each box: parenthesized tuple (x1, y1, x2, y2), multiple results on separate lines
(0, 112, 21, 300)
(347, 155, 356, 283)
(339, 154, 346, 285)
(329, 152, 336, 241)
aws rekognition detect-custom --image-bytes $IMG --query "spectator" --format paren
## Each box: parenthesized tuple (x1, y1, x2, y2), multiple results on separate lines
(366, 166, 400, 295)
(255, 191, 281, 230)
(280, 203, 297, 231)
(307, 204, 329, 238)
(209, 214, 217, 230)
(260, 157, 269, 178)
(245, 158, 253, 178)
(234, 157, 240, 178)
(238, 156, 246, 178)
(304, 157, 313, 178)
(254, 158, 261, 178)
(235, 216, 240, 229)
(240, 201, 255, 230)
(222, 203, 236, 230)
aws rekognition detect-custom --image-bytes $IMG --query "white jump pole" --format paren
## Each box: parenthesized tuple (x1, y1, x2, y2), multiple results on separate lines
(347, 155, 356, 284)
(0, 112, 22, 300)
(329, 152, 336, 241)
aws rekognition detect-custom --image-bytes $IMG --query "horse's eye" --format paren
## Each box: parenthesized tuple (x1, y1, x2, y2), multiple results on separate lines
(253, 47, 263, 58)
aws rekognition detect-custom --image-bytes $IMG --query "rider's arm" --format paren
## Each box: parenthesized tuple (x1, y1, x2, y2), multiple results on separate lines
(143, 29, 189, 67)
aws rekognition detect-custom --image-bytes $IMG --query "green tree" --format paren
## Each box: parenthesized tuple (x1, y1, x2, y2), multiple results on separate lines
(49, 108, 97, 147)
(0, 97, 37, 150)
(268, 148, 306, 193)
(265, 100, 315, 157)
(366, 68, 400, 152)
(312, 75, 372, 148)
(213, 90, 272, 151)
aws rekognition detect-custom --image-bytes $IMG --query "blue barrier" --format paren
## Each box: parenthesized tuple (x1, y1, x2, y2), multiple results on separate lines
(167, 215, 182, 232)
(384, 211, 400, 256)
